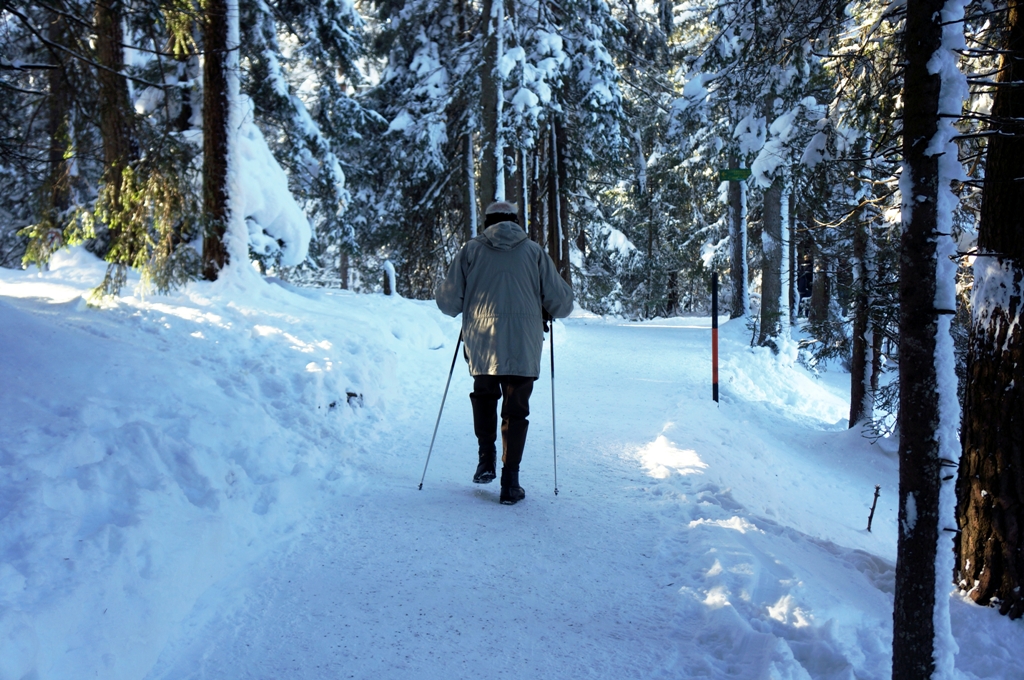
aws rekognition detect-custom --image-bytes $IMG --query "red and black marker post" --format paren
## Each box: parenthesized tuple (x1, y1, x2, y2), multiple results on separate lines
(711, 272, 719, 403)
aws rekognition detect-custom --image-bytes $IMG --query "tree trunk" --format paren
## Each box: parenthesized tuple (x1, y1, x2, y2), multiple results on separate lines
(955, 0, 1024, 620)
(465, 132, 477, 240)
(45, 12, 70, 223)
(809, 244, 830, 323)
(728, 154, 748, 318)
(529, 148, 543, 244)
(547, 122, 560, 270)
(850, 214, 872, 426)
(95, 0, 137, 280)
(556, 118, 570, 284)
(658, 0, 673, 38)
(893, 0, 957, 674)
(758, 174, 783, 346)
(518, 147, 528, 234)
(667, 271, 679, 315)
(201, 0, 231, 280)
(788, 192, 797, 324)
(479, 0, 501, 207)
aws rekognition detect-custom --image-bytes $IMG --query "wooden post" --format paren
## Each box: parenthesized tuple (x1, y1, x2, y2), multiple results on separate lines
(712, 272, 719, 403)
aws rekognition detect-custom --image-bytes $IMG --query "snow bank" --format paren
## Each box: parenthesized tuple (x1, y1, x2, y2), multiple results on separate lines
(0, 249, 446, 680)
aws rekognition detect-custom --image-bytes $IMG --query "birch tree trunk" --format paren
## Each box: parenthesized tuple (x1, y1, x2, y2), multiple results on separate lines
(955, 0, 1024, 620)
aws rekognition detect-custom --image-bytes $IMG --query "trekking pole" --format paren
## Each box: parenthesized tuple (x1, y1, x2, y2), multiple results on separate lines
(419, 331, 463, 490)
(550, 321, 559, 496)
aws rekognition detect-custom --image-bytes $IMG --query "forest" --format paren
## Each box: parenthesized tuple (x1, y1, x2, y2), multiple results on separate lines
(2, 0, 1023, 677)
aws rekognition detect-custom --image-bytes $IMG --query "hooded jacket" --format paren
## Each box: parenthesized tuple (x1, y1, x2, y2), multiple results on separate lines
(435, 221, 574, 377)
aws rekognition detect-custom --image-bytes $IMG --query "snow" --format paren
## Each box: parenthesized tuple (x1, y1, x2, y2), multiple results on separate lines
(2, 252, 1023, 680)
(971, 257, 1022, 340)
(929, 0, 970, 675)
(752, 109, 799, 187)
(734, 112, 767, 156)
(233, 98, 313, 268)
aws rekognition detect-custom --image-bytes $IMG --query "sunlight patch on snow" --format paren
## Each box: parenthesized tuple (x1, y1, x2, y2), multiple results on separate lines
(305, 361, 335, 373)
(146, 302, 227, 328)
(688, 516, 763, 534)
(703, 585, 732, 609)
(637, 435, 707, 479)
(767, 594, 813, 628)
(0, 279, 85, 304)
(251, 324, 323, 353)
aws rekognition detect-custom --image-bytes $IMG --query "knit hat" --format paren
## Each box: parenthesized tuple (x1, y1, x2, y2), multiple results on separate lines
(485, 200, 518, 216)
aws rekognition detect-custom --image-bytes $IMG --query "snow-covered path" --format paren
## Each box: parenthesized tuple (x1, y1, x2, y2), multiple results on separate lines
(145, 316, 895, 679)
(147, 320, 710, 679)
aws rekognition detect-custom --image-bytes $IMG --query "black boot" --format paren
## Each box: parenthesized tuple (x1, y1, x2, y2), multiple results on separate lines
(499, 467, 526, 505)
(471, 381, 500, 484)
(473, 449, 496, 484)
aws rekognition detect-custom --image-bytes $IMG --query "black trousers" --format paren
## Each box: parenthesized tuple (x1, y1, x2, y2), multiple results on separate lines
(470, 375, 535, 472)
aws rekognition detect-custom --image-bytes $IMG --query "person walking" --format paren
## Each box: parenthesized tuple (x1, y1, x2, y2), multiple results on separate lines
(435, 200, 574, 504)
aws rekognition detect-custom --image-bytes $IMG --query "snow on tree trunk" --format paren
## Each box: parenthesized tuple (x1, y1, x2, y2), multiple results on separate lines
(893, 0, 966, 676)
(758, 173, 784, 347)
(955, 0, 1024, 621)
(728, 154, 748, 319)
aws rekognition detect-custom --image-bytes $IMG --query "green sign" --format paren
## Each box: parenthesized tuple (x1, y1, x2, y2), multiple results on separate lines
(718, 168, 751, 182)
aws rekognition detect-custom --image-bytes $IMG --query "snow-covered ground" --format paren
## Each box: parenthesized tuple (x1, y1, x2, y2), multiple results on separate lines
(1, 250, 1021, 679)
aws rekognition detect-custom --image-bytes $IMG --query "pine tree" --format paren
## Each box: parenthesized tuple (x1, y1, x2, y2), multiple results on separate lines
(892, 0, 967, 675)
(955, 0, 1024, 621)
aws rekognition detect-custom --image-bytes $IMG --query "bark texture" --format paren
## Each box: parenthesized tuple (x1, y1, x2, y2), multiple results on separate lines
(893, 0, 945, 675)
(850, 215, 872, 426)
(95, 0, 136, 259)
(728, 154, 747, 318)
(758, 174, 784, 347)
(546, 119, 570, 284)
(478, 0, 500, 207)
(201, 0, 230, 281)
(954, 0, 1024, 620)
(809, 246, 830, 323)
(45, 12, 71, 219)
